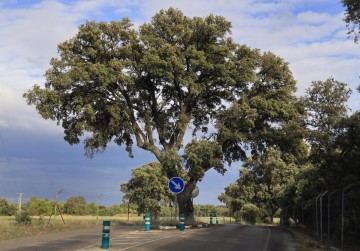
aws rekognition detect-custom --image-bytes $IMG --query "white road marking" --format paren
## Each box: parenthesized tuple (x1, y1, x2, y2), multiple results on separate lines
(263, 227, 271, 251)
(118, 232, 185, 251)
(74, 230, 140, 250)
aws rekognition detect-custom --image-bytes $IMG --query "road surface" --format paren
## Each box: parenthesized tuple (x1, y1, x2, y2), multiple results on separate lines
(0, 224, 299, 250)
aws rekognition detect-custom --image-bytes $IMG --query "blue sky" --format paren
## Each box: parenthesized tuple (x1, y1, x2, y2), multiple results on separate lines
(0, 0, 359, 206)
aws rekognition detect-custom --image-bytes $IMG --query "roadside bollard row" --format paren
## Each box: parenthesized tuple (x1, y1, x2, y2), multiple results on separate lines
(100, 213, 220, 248)
(143, 213, 187, 231)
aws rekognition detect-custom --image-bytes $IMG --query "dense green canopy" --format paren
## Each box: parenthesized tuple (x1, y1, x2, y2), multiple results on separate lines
(121, 162, 175, 216)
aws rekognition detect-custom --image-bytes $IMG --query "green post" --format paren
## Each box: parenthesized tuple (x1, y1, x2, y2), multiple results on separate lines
(216, 213, 219, 224)
(145, 213, 151, 231)
(101, 220, 110, 249)
(210, 214, 213, 225)
(179, 214, 185, 231)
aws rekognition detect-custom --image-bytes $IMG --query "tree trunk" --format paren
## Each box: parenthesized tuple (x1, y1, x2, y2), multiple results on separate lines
(177, 179, 196, 219)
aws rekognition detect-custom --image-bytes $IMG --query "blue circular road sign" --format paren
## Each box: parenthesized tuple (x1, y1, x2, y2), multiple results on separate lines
(168, 177, 185, 194)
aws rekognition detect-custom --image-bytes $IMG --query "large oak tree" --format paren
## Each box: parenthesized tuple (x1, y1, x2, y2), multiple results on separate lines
(24, 8, 301, 217)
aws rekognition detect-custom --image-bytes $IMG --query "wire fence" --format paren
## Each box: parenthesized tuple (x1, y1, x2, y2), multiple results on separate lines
(296, 182, 360, 251)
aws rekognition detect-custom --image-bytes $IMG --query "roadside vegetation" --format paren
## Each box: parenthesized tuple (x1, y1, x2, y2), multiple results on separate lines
(0, 214, 141, 241)
(0, 196, 232, 241)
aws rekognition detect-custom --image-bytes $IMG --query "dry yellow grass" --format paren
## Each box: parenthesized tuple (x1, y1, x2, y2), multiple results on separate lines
(0, 214, 144, 241)
(0, 214, 234, 241)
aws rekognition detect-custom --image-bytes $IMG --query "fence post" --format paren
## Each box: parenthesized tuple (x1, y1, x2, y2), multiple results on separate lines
(301, 202, 305, 225)
(327, 189, 337, 247)
(315, 193, 322, 238)
(101, 220, 110, 249)
(179, 214, 185, 231)
(341, 184, 355, 250)
(320, 191, 328, 242)
(145, 213, 151, 232)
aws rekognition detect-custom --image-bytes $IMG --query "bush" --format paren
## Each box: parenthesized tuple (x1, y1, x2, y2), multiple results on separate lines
(240, 203, 260, 224)
(15, 211, 32, 225)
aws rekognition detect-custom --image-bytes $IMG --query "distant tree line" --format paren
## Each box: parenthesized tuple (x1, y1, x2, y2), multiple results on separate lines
(0, 195, 227, 219)
(0, 196, 135, 216)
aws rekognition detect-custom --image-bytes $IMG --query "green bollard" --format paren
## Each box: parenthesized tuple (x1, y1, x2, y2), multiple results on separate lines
(216, 213, 219, 224)
(101, 220, 110, 249)
(145, 213, 151, 231)
(210, 214, 213, 225)
(179, 214, 185, 231)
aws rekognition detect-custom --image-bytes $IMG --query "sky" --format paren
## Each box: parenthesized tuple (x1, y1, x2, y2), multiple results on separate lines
(0, 0, 359, 206)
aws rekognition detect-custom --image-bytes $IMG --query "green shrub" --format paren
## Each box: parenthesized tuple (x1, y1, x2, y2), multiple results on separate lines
(15, 211, 32, 225)
(240, 203, 260, 224)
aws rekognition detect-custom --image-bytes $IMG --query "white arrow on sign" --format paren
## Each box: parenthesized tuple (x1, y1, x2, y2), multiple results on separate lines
(171, 180, 182, 190)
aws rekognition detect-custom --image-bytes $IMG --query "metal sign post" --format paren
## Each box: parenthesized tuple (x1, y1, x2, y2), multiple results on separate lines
(168, 177, 185, 221)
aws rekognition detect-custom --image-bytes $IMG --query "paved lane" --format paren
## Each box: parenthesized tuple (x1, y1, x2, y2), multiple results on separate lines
(0, 224, 299, 250)
(0, 225, 143, 251)
(108, 224, 298, 251)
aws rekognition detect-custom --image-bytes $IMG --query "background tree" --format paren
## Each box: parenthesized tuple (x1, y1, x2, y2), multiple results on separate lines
(239, 203, 260, 224)
(222, 148, 300, 223)
(336, 111, 360, 181)
(24, 8, 302, 217)
(107, 204, 128, 216)
(304, 77, 351, 187)
(64, 195, 88, 215)
(342, 0, 360, 43)
(218, 182, 245, 219)
(87, 202, 97, 215)
(193, 204, 218, 217)
(26, 197, 52, 216)
(0, 198, 17, 216)
(121, 162, 174, 218)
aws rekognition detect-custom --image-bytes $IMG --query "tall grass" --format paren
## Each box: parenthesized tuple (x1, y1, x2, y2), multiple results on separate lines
(0, 214, 236, 241)
(0, 214, 143, 241)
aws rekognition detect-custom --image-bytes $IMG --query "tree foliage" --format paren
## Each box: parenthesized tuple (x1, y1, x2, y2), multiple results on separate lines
(26, 197, 52, 216)
(222, 148, 301, 223)
(342, 0, 360, 43)
(64, 195, 88, 215)
(336, 112, 360, 181)
(24, 8, 302, 216)
(239, 203, 260, 224)
(0, 198, 17, 216)
(304, 77, 351, 186)
(121, 162, 174, 217)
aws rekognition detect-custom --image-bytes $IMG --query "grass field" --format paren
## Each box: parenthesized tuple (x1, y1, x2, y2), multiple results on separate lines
(0, 214, 234, 241)
(0, 214, 143, 241)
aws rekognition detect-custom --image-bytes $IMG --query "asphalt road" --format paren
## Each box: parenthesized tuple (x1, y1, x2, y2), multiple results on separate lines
(0, 224, 299, 251)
